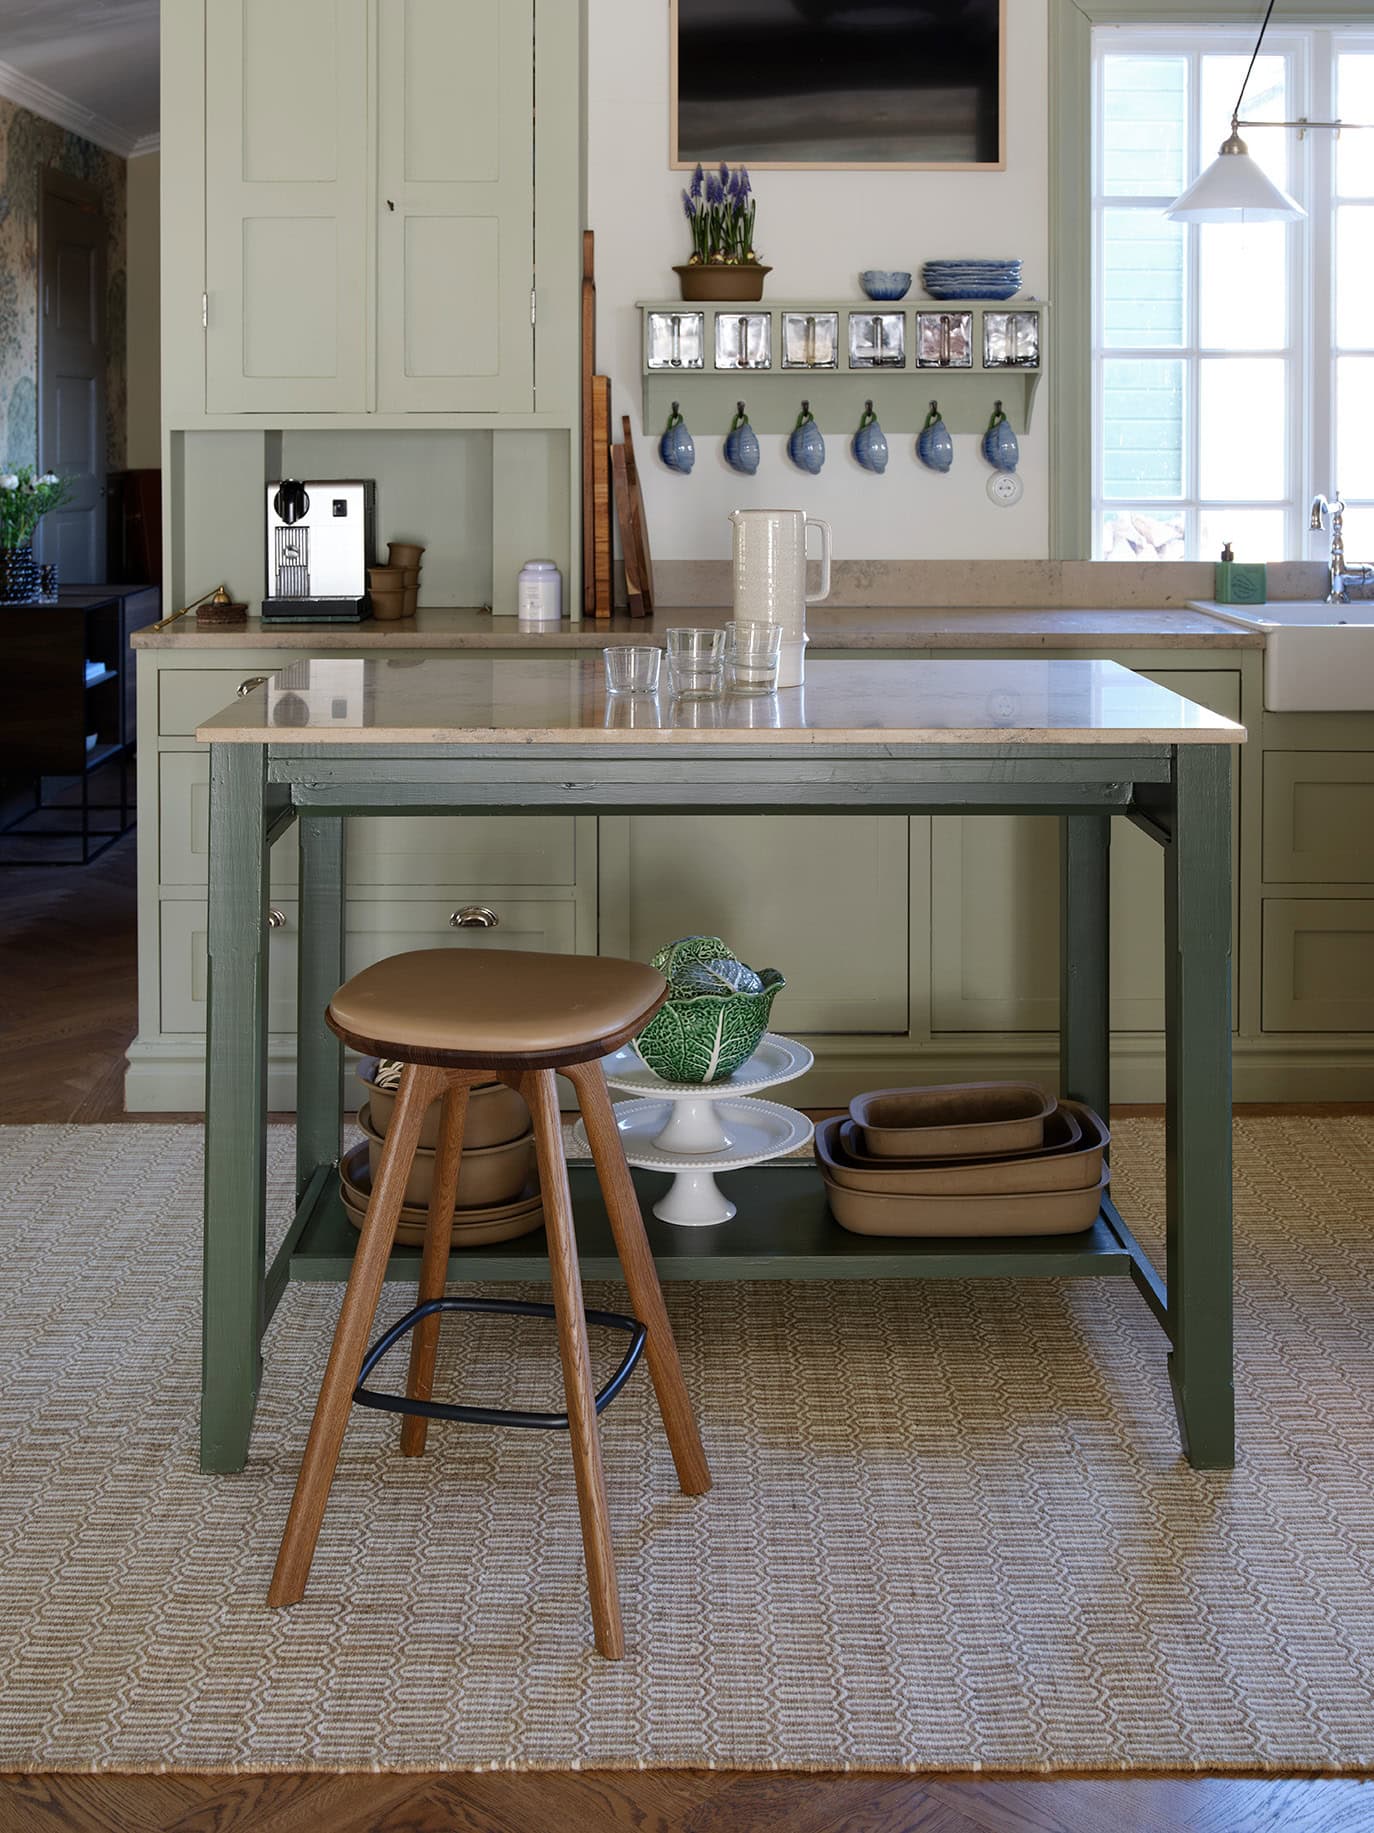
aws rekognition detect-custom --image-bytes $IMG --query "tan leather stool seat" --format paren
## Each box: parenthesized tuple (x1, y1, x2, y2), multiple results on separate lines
(326, 947, 668, 1068)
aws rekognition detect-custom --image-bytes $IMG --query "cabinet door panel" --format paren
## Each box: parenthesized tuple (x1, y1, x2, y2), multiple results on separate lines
(1263, 753, 1374, 884)
(377, 0, 534, 412)
(1263, 900, 1374, 1030)
(931, 670, 1240, 1033)
(608, 817, 909, 1035)
(205, 0, 368, 412)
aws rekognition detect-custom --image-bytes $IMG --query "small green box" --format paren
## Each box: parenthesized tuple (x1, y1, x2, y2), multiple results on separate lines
(1214, 561, 1268, 605)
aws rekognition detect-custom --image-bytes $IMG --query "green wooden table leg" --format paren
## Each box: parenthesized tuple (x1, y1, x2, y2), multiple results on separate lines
(202, 743, 270, 1473)
(295, 815, 346, 1200)
(1164, 744, 1235, 1468)
(1059, 813, 1111, 1123)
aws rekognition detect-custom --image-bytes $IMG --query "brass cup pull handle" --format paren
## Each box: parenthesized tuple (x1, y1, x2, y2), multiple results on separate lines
(238, 676, 270, 697)
(450, 906, 499, 929)
(267, 909, 287, 929)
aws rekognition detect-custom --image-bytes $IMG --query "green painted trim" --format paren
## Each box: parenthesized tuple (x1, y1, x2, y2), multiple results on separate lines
(1046, 0, 1371, 561)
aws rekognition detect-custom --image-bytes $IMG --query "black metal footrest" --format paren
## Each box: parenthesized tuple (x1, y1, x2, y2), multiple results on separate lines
(352, 1296, 648, 1430)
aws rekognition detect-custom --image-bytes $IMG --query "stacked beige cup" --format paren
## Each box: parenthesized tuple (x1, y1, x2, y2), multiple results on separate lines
(367, 541, 425, 621)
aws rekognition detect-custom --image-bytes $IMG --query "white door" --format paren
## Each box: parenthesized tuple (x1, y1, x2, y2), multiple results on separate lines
(376, 0, 535, 413)
(205, 0, 370, 413)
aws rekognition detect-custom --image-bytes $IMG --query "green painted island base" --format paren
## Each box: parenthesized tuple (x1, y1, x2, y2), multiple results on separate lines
(264, 1159, 1229, 1472)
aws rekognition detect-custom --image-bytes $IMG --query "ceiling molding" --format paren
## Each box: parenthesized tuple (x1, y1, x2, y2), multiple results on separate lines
(0, 54, 142, 159)
(129, 133, 160, 158)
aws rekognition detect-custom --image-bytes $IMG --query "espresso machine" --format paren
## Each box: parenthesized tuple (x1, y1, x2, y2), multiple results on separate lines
(262, 478, 376, 623)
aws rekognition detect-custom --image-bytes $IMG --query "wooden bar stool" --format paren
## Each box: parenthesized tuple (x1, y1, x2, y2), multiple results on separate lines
(268, 947, 712, 1658)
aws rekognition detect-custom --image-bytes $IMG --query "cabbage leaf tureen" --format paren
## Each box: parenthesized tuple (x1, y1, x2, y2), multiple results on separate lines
(633, 935, 785, 1083)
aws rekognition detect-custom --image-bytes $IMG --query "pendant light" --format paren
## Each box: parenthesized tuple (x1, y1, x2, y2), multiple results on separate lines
(1166, 0, 1305, 223)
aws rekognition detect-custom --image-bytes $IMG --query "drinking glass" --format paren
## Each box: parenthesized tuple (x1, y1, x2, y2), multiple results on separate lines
(727, 620, 783, 694)
(603, 644, 662, 695)
(666, 626, 725, 699)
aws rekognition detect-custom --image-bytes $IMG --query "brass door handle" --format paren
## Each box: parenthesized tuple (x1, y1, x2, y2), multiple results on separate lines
(238, 676, 270, 697)
(267, 909, 287, 929)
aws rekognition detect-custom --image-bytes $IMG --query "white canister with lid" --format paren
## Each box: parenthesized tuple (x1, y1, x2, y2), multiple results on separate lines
(517, 559, 563, 623)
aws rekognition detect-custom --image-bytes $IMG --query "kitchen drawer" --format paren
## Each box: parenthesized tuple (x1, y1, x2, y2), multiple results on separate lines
(159, 667, 289, 735)
(160, 751, 298, 889)
(160, 893, 579, 1034)
(1263, 753, 1374, 884)
(1262, 899, 1374, 1031)
(160, 750, 579, 891)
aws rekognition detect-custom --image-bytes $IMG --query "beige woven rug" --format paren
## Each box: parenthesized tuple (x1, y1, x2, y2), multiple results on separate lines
(1, 1117, 1373, 1776)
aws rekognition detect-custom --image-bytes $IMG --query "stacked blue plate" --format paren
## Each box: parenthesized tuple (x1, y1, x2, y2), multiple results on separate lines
(922, 259, 1023, 301)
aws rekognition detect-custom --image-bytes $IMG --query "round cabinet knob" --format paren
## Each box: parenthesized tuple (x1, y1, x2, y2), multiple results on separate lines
(238, 675, 270, 697)
(267, 908, 287, 929)
(450, 905, 499, 929)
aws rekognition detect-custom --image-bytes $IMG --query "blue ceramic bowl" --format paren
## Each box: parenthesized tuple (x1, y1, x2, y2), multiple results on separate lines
(860, 270, 912, 301)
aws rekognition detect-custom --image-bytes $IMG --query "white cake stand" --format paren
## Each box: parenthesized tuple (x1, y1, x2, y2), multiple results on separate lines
(574, 1033, 815, 1226)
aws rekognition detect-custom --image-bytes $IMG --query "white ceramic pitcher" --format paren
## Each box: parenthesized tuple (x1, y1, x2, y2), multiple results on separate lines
(729, 508, 832, 688)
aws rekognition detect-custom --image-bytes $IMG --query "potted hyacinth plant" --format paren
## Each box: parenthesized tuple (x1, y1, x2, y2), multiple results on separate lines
(675, 161, 770, 302)
(0, 464, 70, 602)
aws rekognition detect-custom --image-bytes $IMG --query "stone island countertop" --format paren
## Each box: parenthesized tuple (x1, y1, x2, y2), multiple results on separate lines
(196, 656, 1247, 748)
(138, 603, 1265, 651)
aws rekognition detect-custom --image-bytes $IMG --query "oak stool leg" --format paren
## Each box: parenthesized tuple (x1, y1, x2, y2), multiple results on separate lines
(400, 1076, 472, 1457)
(567, 1059, 712, 1497)
(520, 1067, 626, 1659)
(268, 1063, 443, 1608)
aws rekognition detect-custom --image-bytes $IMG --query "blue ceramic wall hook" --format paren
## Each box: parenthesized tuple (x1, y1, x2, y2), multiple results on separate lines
(917, 401, 954, 474)
(659, 401, 696, 474)
(788, 400, 826, 475)
(725, 401, 761, 475)
(852, 400, 889, 475)
(982, 400, 1020, 473)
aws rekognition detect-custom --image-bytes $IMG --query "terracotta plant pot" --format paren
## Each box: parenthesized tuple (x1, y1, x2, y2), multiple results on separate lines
(358, 1104, 535, 1209)
(388, 541, 425, 569)
(674, 263, 770, 303)
(369, 590, 405, 621)
(367, 565, 403, 589)
(357, 1058, 529, 1149)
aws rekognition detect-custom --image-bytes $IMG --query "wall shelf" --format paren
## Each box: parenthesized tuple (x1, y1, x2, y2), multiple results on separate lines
(637, 297, 1047, 438)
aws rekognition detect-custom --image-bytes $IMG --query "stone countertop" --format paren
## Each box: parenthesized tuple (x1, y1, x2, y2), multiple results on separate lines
(197, 656, 1246, 748)
(136, 603, 1265, 651)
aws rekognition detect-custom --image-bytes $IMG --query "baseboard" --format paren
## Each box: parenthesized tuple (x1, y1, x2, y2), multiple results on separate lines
(124, 1031, 1374, 1113)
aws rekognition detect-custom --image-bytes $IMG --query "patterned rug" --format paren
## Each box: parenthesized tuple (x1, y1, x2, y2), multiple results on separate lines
(1, 1117, 1373, 1776)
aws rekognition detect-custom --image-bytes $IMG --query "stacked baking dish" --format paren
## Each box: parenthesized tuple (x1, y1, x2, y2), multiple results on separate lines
(339, 1057, 545, 1246)
(816, 1082, 1109, 1237)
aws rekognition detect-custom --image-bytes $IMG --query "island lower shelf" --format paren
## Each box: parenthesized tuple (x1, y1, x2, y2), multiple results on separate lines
(279, 1160, 1142, 1290)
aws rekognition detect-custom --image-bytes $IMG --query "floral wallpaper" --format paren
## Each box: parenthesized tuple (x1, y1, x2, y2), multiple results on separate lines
(0, 97, 126, 474)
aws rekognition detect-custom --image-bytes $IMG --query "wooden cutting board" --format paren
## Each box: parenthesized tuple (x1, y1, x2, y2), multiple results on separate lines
(612, 444, 645, 617)
(590, 375, 613, 617)
(621, 416, 654, 614)
(580, 231, 598, 615)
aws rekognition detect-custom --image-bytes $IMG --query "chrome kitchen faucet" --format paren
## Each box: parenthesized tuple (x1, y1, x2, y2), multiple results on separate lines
(1311, 493, 1373, 604)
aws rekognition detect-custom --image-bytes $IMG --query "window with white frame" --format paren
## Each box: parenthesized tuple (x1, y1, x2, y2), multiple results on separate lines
(1092, 26, 1374, 564)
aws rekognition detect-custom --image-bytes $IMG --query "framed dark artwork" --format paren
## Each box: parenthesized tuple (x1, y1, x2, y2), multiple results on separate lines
(670, 0, 1006, 171)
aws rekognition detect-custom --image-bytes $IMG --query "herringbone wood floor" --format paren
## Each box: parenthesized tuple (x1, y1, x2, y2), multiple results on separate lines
(2, 835, 1372, 1833)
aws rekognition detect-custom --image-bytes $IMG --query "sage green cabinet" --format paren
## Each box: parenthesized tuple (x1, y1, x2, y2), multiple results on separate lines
(205, 0, 370, 413)
(161, 893, 581, 1036)
(1262, 900, 1374, 1031)
(930, 668, 1242, 1033)
(376, 0, 535, 413)
(1262, 753, 1374, 884)
(599, 817, 910, 1036)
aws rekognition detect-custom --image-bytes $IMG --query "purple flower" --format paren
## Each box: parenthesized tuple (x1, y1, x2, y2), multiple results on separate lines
(705, 173, 723, 206)
(681, 189, 696, 220)
(727, 167, 742, 200)
(718, 160, 729, 189)
(690, 162, 704, 199)
(738, 166, 751, 198)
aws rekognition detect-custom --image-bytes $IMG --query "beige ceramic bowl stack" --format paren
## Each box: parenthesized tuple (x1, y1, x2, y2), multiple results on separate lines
(339, 1056, 544, 1246)
(389, 540, 424, 618)
(815, 1082, 1110, 1237)
(367, 542, 425, 620)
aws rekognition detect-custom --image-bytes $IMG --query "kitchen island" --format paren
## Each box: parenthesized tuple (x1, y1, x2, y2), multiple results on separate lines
(196, 655, 1243, 1478)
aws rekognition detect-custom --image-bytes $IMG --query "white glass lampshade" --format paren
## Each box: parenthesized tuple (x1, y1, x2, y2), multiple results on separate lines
(1166, 131, 1306, 223)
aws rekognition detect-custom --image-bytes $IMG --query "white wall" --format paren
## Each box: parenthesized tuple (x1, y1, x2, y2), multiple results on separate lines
(126, 149, 161, 470)
(587, 0, 1050, 566)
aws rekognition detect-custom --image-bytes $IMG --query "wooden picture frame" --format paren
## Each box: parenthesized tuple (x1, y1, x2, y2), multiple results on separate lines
(670, 0, 1006, 172)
